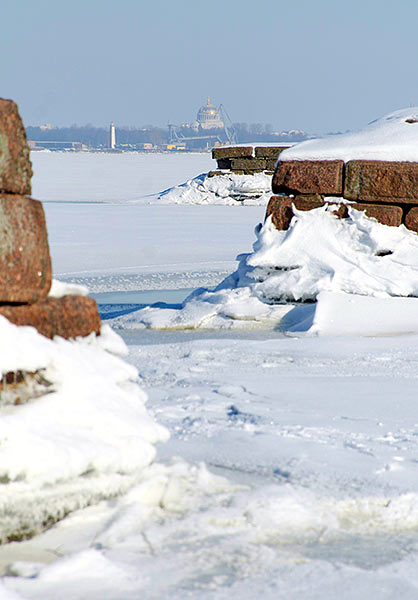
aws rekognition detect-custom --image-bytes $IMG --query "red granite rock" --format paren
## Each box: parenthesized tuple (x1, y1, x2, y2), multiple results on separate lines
(0, 99, 32, 195)
(0, 194, 51, 303)
(266, 195, 403, 230)
(342, 202, 403, 226)
(265, 195, 325, 229)
(404, 207, 418, 232)
(0, 295, 101, 340)
(272, 160, 344, 195)
(212, 146, 253, 159)
(345, 161, 418, 203)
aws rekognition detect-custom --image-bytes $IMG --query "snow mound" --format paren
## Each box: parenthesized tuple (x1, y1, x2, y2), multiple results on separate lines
(111, 206, 418, 331)
(0, 318, 168, 542)
(156, 172, 272, 205)
(280, 107, 418, 162)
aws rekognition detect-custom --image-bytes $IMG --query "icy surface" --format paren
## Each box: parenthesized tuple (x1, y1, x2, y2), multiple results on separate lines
(5, 334, 418, 598)
(43, 203, 265, 292)
(157, 171, 272, 205)
(110, 206, 418, 333)
(31, 151, 213, 203)
(280, 107, 418, 162)
(5, 151, 418, 598)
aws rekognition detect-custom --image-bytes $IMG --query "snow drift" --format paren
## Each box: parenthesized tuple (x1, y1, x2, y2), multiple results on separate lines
(0, 317, 168, 542)
(156, 172, 272, 205)
(112, 205, 418, 333)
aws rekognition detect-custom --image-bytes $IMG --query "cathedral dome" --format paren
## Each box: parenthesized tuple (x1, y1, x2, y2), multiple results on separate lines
(196, 98, 224, 129)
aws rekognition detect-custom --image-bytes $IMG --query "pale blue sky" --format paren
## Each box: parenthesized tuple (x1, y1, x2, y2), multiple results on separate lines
(2, 0, 417, 133)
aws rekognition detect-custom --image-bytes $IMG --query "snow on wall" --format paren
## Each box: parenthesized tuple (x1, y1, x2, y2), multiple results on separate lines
(280, 108, 418, 163)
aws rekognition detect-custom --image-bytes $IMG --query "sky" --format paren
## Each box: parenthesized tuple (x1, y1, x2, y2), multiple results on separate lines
(2, 0, 418, 134)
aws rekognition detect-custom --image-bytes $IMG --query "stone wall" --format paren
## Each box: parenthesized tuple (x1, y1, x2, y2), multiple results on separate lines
(209, 145, 291, 177)
(267, 159, 418, 232)
(0, 98, 100, 340)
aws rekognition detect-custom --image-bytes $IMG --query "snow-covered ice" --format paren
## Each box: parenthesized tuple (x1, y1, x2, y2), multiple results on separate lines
(31, 151, 213, 203)
(280, 107, 418, 162)
(3, 150, 418, 598)
(110, 205, 418, 334)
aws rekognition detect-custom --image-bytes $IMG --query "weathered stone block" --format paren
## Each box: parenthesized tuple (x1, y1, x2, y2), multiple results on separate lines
(343, 202, 403, 226)
(272, 160, 344, 195)
(0, 295, 101, 340)
(0, 194, 51, 303)
(266, 159, 278, 170)
(404, 207, 418, 232)
(212, 146, 253, 159)
(265, 195, 325, 230)
(230, 158, 267, 170)
(266, 195, 403, 231)
(216, 158, 232, 169)
(345, 161, 418, 203)
(207, 170, 225, 178)
(254, 146, 289, 158)
(0, 99, 32, 195)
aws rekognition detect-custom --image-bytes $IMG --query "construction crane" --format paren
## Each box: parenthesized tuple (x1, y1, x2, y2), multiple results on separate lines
(219, 104, 238, 145)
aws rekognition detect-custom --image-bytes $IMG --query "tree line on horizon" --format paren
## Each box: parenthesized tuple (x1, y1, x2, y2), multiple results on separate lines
(26, 123, 310, 148)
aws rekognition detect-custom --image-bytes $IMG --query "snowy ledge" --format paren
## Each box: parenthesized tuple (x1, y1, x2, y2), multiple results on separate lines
(280, 108, 418, 163)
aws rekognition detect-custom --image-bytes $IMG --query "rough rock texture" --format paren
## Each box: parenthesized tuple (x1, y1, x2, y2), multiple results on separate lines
(0, 194, 51, 303)
(212, 146, 253, 159)
(345, 160, 418, 202)
(254, 146, 289, 158)
(265, 195, 326, 230)
(340, 202, 403, 226)
(0, 99, 32, 195)
(0, 295, 101, 340)
(405, 207, 418, 231)
(230, 158, 267, 171)
(266, 195, 404, 230)
(272, 160, 344, 195)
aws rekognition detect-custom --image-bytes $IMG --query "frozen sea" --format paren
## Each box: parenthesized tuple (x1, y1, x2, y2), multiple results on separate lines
(3, 151, 418, 599)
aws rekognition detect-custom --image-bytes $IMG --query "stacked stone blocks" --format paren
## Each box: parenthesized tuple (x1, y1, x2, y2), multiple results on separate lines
(0, 98, 100, 340)
(268, 158, 418, 231)
(209, 145, 291, 176)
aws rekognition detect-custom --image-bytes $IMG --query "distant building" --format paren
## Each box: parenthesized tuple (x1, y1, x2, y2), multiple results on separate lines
(28, 141, 83, 151)
(180, 99, 225, 132)
(195, 98, 224, 130)
(196, 98, 224, 129)
(109, 121, 116, 149)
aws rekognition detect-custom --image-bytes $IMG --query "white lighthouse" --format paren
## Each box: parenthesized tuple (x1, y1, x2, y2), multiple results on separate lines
(109, 121, 116, 149)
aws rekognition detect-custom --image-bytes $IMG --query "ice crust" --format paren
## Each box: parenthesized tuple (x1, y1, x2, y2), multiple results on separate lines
(112, 205, 418, 332)
(280, 107, 418, 162)
(0, 318, 168, 541)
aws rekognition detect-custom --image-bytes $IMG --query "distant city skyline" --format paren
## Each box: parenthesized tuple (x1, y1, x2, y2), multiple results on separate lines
(3, 0, 418, 134)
